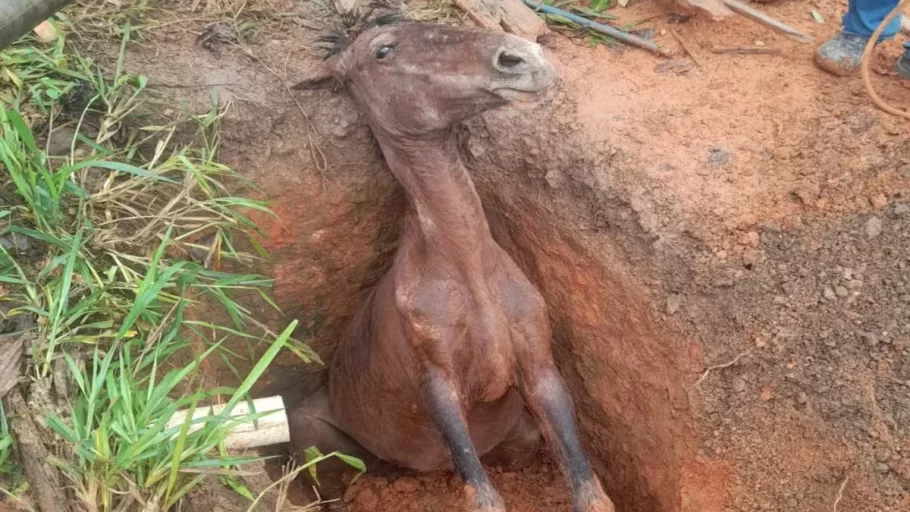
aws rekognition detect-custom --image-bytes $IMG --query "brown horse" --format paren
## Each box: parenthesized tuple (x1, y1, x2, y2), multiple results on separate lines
(290, 11, 616, 512)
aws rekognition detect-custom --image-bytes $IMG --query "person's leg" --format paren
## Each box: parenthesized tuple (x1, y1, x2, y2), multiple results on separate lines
(899, 40, 910, 78)
(816, 0, 903, 76)
(842, 0, 903, 39)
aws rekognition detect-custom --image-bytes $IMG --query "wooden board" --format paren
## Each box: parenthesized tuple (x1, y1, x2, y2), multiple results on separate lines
(0, 337, 22, 399)
(454, 0, 549, 41)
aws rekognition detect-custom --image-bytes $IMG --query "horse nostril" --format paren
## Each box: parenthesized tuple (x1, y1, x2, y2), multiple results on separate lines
(497, 51, 526, 70)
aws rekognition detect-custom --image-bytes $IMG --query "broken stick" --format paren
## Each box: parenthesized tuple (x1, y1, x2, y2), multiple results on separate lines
(711, 46, 781, 54)
(721, 0, 814, 43)
(670, 29, 703, 67)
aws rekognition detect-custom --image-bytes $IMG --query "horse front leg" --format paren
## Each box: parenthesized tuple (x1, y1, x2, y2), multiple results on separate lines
(519, 363, 616, 512)
(422, 367, 507, 512)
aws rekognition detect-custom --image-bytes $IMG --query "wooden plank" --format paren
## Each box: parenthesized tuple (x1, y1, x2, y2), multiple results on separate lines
(0, 337, 22, 399)
(455, 0, 549, 41)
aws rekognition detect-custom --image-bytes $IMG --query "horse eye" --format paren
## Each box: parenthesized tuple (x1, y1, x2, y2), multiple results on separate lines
(375, 45, 394, 60)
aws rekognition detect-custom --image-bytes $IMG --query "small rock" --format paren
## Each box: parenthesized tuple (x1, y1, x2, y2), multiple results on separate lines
(47, 126, 79, 156)
(712, 274, 735, 288)
(859, 331, 879, 347)
(392, 477, 419, 493)
(797, 392, 807, 404)
(781, 281, 796, 295)
(740, 231, 760, 247)
(823, 287, 836, 301)
(895, 203, 909, 216)
(847, 279, 863, 290)
(895, 459, 910, 481)
(864, 216, 883, 239)
(666, 294, 683, 315)
(876, 462, 891, 474)
(0, 234, 29, 251)
(707, 148, 731, 168)
(544, 169, 564, 190)
(870, 193, 888, 209)
(875, 449, 892, 463)
(733, 378, 747, 393)
(835, 285, 849, 298)
(760, 385, 775, 401)
(899, 164, 910, 178)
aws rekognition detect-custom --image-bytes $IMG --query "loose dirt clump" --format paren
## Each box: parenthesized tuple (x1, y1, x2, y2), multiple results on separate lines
(343, 461, 573, 512)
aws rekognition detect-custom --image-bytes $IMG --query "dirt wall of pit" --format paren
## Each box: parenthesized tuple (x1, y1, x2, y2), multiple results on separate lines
(207, 61, 723, 512)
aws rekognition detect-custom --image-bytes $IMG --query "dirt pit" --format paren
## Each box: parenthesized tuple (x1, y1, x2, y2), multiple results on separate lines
(115, 0, 910, 510)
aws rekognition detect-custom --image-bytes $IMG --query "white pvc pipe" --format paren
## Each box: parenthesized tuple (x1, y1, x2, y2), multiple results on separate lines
(168, 395, 290, 450)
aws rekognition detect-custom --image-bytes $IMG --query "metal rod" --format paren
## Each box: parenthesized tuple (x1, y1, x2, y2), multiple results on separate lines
(521, 0, 669, 57)
(0, 0, 74, 51)
(720, 0, 814, 43)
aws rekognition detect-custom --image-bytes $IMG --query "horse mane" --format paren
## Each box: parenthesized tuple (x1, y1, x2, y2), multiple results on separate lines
(316, 2, 408, 60)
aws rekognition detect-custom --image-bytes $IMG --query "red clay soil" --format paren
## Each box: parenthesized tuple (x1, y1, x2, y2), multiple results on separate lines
(113, 0, 910, 510)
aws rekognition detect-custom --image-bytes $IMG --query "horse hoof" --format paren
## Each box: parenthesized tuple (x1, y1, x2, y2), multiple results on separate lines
(465, 483, 506, 512)
(584, 497, 617, 512)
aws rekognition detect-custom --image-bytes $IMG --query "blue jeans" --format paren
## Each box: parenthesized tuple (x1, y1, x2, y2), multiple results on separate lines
(843, 0, 910, 50)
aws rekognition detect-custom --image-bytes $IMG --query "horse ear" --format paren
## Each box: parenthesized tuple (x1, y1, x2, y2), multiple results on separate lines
(292, 62, 338, 90)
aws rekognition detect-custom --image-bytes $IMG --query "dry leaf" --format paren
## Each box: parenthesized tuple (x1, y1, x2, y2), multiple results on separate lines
(618, 0, 630, 6)
(0, 337, 24, 399)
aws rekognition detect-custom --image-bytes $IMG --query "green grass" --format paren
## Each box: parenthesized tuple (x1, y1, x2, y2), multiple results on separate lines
(0, 403, 22, 499)
(528, 0, 626, 47)
(0, 3, 359, 509)
(44, 313, 297, 511)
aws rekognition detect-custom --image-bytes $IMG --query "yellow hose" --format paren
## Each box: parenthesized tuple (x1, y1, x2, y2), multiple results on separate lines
(860, 0, 910, 118)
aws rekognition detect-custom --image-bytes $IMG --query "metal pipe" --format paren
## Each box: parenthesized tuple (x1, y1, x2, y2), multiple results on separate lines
(720, 0, 813, 43)
(521, 0, 669, 57)
(0, 0, 74, 51)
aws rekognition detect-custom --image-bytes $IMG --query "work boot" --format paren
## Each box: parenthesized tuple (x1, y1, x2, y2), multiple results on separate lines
(898, 50, 910, 79)
(815, 32, 871, 76)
